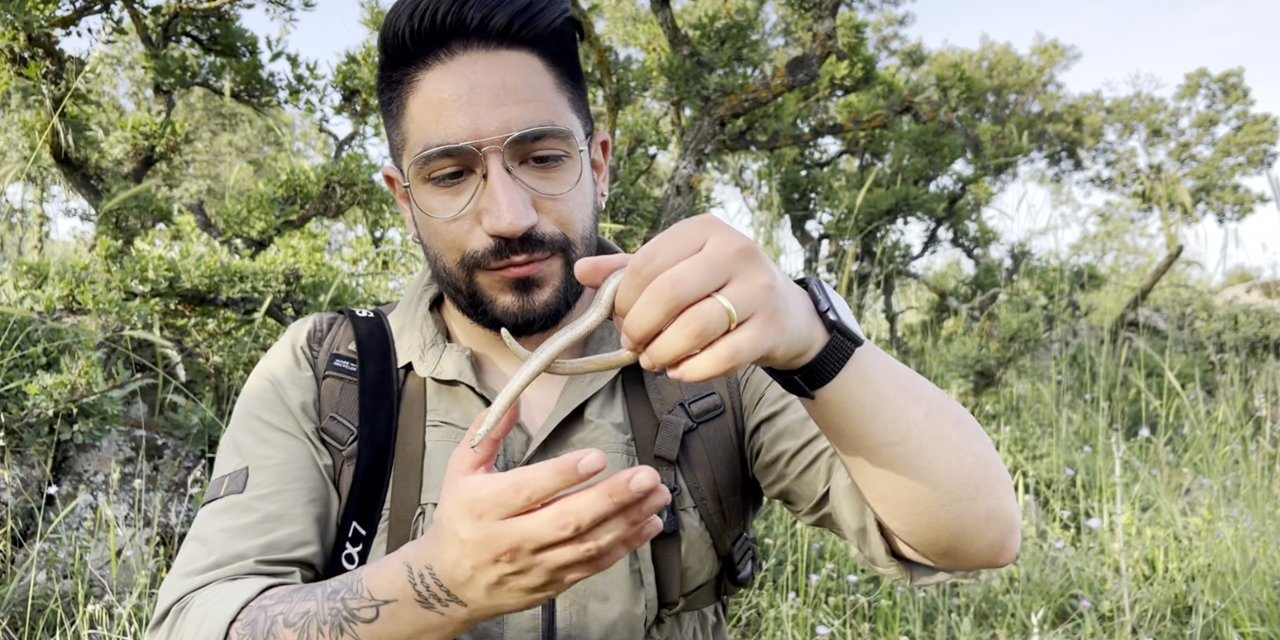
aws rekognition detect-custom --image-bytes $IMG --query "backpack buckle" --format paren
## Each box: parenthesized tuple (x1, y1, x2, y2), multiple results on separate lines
(320, 413, 358, 452)
(678, 390, 724, 427)
(726, 532, 757, 588)
(659, 483, 682, 535)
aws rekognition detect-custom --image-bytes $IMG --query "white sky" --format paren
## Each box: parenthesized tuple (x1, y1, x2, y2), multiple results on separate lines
(253, 0, 1280, 278)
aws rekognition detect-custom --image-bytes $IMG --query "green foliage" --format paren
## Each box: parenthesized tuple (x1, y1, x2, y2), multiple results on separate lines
(8, 263, 1279, 639)
(1, 1, 1279, 637)
(1, 1, 408, 451)
(1084, 68, 1279, 249)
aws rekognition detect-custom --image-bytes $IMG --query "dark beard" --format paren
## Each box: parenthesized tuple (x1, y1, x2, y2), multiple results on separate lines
(423, 219, 598, 338)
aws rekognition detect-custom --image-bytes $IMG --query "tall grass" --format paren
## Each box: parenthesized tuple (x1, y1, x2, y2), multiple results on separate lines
(731, 335, 1280, 639)
(3, 324, 1278, 638)
(1, 449, 172, 639)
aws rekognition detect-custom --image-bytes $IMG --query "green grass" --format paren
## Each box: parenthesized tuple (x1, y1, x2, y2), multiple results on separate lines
(730, 336, 1280, 639)
(3, 329, 1278, 639)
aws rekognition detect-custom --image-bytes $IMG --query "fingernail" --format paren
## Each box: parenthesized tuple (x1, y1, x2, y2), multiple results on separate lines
(638, 354, 654, 370)
(629, 469, 659, 493)
(647, 515, 664, 534)
(577, 450, 607, 476)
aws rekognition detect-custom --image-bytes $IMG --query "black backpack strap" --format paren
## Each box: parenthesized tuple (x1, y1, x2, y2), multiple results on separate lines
(623, 366, 684, 610)
(623, 365, 759, 616)
(321, 308, 401, 579)
(672, 374, 759, 608)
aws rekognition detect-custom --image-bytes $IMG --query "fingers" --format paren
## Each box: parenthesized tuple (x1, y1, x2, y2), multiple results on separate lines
(573, 253, 631, 289)
(621, 248, 732, 352)
(635, 283, 753, 371)
(666, 317, 768, 382)
(513, 465, 669, 547)
(614, 218, 713, 319)
(448, 404, 520, 477)
(474, 448, 613, 519)
(553, 514, 666, 586)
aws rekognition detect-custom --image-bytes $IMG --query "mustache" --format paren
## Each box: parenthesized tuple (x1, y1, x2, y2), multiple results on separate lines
(457, 230, 577, 272)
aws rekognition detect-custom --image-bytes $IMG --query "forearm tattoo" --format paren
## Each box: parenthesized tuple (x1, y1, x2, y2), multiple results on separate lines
(404, 562, 468, 616)
(227, 573, 396, 639)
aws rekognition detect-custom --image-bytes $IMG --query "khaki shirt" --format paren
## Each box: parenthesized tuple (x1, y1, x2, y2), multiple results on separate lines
(147, 267, 949, 640)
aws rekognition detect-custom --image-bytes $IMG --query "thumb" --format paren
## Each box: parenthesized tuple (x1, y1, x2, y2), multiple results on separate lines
(575, 253, 631, 289)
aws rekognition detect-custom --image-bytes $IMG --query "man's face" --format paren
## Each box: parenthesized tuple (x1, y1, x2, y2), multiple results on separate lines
(382, 49, 610, 337)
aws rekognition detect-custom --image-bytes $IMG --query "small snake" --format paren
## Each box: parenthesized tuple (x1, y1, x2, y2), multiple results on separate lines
(470, 269, 638, 448)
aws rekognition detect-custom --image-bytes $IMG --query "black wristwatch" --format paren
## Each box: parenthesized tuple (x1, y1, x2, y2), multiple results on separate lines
(764, 276, 865, 399)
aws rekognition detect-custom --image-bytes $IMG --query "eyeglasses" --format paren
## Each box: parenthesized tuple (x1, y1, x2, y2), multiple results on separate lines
(401, 125, 589, 219)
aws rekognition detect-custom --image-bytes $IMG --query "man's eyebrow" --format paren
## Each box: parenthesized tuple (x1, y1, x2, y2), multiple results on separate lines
(411, 145, 475, 163)
(409, 123, 570, 159)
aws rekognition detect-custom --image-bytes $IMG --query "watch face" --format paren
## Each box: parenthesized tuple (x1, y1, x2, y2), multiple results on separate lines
(811, 278, 865, 341)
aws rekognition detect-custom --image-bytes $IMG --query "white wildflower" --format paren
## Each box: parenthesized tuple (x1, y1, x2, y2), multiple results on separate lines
(1137, 426, 1151, 439)
(1079, 598, 1092, 610)
(815, 625, 832, 637)
(45, 484, 59, 496)
(1064, 466, 1075, 478)
(809, 573, 821, 586)
(787, 591, 797, 602)
(846, 574, 859, 585)
(1086, 517, 1102, 530)
(1052, 540, 1066, 550)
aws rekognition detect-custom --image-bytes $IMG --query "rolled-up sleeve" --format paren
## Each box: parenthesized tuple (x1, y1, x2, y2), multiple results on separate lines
(147, 316, 340, 639)
(740, 365, 955, 586)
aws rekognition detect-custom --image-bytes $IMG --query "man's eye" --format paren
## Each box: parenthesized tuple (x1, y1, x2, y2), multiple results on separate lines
(523, 153, 569, 170)
(427, 168, 472, 188)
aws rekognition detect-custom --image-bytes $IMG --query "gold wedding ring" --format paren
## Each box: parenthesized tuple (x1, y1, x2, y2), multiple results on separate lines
(710, 291, 738, 333)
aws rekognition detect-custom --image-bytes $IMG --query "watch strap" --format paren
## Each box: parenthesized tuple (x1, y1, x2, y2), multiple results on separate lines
(764, 328, 860, 400)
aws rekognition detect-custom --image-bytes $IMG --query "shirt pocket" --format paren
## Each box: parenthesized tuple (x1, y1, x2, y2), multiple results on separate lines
(409, 420, 464, 539)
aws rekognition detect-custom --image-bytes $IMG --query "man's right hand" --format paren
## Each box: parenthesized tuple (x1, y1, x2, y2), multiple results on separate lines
(402, 403, 671, 625)
(226, 405, 668, 640)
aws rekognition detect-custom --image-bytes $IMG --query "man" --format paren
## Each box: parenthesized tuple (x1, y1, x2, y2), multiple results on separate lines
(147, 0, 1020, 638)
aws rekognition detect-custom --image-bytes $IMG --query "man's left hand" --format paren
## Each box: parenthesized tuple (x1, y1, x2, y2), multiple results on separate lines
(575, 214, 828, 382)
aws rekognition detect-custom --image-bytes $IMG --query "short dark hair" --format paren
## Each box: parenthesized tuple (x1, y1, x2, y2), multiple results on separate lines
(376, 0, 594, 166)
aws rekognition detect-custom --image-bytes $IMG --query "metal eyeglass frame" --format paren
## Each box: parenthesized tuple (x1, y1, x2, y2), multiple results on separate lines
(400, 125, 591, 220)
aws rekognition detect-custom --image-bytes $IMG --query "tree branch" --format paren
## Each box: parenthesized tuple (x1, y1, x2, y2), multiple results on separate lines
(1109, 243, 1184, 338)
(712, 0, 841, 123)
(189, 201, 222, 240)
(50, 1, 112, 31)
(125, 93, 177, 184)
(722, 94, 931, 153)
(15, 373, 155, 427)
(46, 115, 107, 209)
(317, 123, 358, 161)
(900, 268, 969, 317)
(910, 220, 946, 263)
(121, 0, 157, 50)
(881, 271, 906, 354)
(158, 288, 293, 327)
(179, 0, 239, 12)
(573, 0, 619, 141)
(649, 0, 703, 66)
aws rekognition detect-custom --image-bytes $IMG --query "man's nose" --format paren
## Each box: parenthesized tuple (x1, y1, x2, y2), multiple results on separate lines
(475, 150, 538, 240)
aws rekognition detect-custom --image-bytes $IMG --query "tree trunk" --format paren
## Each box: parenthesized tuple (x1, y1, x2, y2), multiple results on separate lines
(653, 114, 720, 237)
